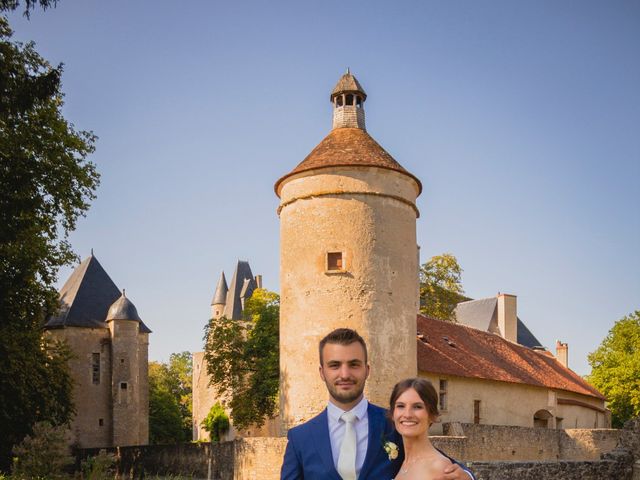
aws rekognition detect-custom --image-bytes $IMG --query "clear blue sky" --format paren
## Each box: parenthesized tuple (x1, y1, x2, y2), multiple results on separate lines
(7, 0, 639, 376)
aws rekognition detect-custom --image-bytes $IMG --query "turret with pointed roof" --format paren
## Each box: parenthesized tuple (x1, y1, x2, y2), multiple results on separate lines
(223, 260, 256, 320)
(210, 271, 229, 319)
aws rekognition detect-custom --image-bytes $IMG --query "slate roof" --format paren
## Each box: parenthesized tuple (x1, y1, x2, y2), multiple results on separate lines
(211, 271, 228, 306)
(454, 297, 544, 348)
(45, 254, 151, 333)
(330, 70, 367, 100)
(416, 314, 604, 400)
(274, 127, 422, 196)
(222, 260, 256, 320)
(107, 292, 142, 322)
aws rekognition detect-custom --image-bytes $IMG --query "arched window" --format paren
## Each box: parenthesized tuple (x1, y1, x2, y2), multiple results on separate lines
(533, 409, 553, 428)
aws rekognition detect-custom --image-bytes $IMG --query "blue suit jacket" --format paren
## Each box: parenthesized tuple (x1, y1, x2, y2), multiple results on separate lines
(281, 403, 399, 480)
(281, 402, 476, 480)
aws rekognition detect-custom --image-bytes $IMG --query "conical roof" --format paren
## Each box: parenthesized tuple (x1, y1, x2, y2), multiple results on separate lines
(275, 127, 422, 196)
(211, 271, 228, 305)
(331, 70, 367, 100)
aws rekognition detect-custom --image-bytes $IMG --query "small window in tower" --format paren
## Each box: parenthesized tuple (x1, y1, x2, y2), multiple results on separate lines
(356, 96, 362, 108)
(120, 382, 128, 390)
(98, 418, 104, 427)
(327, 252, 344, 272)
(92, 353, 100, 385)
(474, 400, 481, 424)
(120, 358, 125, 364)
(346, 94, 354, 106)
(337, 96, 343, 107)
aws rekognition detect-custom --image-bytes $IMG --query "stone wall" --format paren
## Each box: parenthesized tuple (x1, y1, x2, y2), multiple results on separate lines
(443, 423, 622, 461)
(467, 450, 634, 480)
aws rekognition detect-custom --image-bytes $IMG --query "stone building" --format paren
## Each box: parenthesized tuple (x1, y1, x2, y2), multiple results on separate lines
(45, 253, 150, 448)
(192, 260, 277, 441)
(419, 293, 609, 433)
(275, 70, 422, 430)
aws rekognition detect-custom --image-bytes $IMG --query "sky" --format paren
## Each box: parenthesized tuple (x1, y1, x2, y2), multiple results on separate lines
(6, 0, 639, 376)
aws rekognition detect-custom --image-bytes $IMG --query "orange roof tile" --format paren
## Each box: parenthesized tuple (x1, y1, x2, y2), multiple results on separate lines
(417, 314, 605, 400)
(274, 127, 422, 196)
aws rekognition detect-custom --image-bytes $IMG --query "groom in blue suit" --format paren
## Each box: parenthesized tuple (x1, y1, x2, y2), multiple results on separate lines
(281, 328, 475, 480)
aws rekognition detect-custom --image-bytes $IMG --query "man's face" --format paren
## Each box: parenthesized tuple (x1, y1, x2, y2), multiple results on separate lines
(319, 342, 370, 409)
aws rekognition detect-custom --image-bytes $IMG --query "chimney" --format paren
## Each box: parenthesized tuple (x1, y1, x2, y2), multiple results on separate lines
(556, 340, 568, 368)
(497, 293, 517, 343)
(255, 275, 263, 289)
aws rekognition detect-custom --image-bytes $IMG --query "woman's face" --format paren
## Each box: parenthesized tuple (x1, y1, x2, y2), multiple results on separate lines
(392, 387, 431, 438)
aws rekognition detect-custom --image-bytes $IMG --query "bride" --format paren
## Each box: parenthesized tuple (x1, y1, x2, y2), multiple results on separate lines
(390, 378, 453, 479)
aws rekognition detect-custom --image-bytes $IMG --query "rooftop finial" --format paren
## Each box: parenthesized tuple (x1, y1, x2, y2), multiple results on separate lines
(122, 288, 126, 297)
(346, 67, 350, 74)
(91, 248, 94, 256)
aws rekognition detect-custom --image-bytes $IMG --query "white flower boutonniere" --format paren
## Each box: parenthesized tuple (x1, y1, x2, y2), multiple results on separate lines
(383, 441, 399, 460)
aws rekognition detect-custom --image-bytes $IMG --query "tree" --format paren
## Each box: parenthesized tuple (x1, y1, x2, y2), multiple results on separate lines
(588, 311, 640, 428)
(201, 402, 230, 443)
(419, 253, 467, 321)
(0, 0, 57, 17)
(203, 288, 279, 431)
(0, 17, 98, 470)
(148, 353, 193, 444)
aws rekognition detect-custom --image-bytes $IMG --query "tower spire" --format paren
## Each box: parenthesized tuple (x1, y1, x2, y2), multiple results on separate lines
(330, 70, 367, 130)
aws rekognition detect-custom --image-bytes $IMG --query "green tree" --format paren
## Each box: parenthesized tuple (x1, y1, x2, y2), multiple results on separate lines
(0, 17, 98, 470)
(11, 421, 73, 479)
(201, 402, 230, 443)
(203, 288, 279, 431)
(419, 253, 467, 321)
(148, 360, 187, 444)
(588, 311, 640, 428)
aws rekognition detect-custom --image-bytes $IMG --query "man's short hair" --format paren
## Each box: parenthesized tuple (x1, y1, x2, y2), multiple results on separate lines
(319, 328, 368, 365)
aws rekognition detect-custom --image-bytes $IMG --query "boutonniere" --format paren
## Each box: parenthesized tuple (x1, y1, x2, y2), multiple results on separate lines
(383, 440, 399, 460)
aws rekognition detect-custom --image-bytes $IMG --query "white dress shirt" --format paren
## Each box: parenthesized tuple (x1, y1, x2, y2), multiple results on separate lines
(327, 397, 369, 477)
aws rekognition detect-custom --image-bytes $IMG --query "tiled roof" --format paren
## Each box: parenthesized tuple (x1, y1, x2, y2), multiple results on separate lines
(417, 314, 604, 400)
(211, 271, 228, 306)
(274, 127, 422, 196)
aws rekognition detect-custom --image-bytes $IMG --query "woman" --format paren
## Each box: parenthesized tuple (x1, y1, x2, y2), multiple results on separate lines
(390, 378, 452, 479)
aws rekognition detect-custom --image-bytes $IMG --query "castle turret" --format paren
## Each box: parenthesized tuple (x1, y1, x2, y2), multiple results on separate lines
(275, 72, 422, 430)
(211, 271, 228, 320)
(331, 68, 367, 130)
(107, 290, 149, 446)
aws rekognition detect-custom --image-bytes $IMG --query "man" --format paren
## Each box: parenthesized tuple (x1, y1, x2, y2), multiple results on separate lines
(281, 328, 475, 480)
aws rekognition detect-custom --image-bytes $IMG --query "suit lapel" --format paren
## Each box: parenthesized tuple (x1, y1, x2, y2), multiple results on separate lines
(359, 403, 385, 479)
(310, 409, 342, 479)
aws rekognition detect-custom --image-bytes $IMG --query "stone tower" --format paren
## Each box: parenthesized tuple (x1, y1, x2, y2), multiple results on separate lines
(275, 71, 422, 430)
(211, 271, 228, 319)
(107, 291, 149, 446)
(45, 254, 150, 447)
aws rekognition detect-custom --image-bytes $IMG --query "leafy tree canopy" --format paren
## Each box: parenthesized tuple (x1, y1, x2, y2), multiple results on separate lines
(588, 310, 640, 428)
(0, 17, 97, 470)
(203, 288, 279, 431)
(148, 352, 192, 444)
(419, 253, 467, 321)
